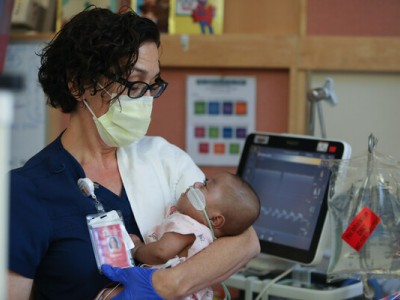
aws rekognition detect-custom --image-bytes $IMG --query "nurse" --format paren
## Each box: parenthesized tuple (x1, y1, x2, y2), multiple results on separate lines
(7, 7, 259, 299)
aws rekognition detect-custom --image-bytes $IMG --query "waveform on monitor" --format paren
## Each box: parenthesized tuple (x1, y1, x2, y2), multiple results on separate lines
(260, 206, 308, 224)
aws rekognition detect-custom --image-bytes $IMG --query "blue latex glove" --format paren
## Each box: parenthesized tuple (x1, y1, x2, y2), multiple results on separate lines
(101, 264, 163, 300)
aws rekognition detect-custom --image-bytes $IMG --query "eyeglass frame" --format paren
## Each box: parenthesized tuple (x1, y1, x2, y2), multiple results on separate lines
(106, 74, 168, 99)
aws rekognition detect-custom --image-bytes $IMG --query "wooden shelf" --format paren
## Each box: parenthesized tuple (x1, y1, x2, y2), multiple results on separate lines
(10, 32, 54, 41)
(299, 36, 400, 72)
(160, 34, 400, 72)
(12, 32, 400, 72)
(10, 32, 400, 134)
(160, 34, 298, 69)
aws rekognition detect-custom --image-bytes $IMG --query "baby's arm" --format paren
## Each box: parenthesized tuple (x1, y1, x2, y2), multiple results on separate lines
(129, 234, 143, 247)
(133, 232, 195, 265)
(96, 233, 196, 299)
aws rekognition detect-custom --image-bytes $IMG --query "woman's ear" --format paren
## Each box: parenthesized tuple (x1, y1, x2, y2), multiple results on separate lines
(210, 214, 225, 229)
(67, 81, 82, 102)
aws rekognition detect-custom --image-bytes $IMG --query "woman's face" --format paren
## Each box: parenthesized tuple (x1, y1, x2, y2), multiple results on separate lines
(125, 42, 161, 90)
(85, 42, 160, 118)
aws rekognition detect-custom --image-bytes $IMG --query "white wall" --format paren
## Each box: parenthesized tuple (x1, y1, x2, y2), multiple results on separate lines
(0, 89, 14, 300)
(4, 41, 47, 169)
(309, 72, 400, 159)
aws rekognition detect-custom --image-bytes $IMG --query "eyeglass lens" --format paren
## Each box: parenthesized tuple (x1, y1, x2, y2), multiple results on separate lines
(127, 81, 167, 99)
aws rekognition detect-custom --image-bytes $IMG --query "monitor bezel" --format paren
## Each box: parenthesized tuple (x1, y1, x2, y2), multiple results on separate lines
(237, 132, 351, 265)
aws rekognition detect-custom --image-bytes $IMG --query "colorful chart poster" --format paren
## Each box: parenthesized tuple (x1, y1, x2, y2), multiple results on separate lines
(186, 75, 256, 166)
(169, 0, 224, 35)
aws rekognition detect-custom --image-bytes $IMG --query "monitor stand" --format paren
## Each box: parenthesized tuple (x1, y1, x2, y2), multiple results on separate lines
(227, 254, 364, 300)
(243, 253, 296, 276)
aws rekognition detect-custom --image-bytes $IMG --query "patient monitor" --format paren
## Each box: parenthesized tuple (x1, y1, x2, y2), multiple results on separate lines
(237, 132, 351, 270)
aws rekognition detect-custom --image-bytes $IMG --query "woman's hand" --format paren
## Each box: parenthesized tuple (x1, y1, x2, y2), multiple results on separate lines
(101, 265, 163, 300)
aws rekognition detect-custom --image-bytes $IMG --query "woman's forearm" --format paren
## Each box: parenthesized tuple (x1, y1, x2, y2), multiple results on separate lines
(152, 226, 260, 299)
(8, 271, 33, 300)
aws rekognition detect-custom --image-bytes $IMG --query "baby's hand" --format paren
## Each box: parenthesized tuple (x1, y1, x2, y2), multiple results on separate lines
(129, 234, 144, 248)
(129, 234, 144, 260)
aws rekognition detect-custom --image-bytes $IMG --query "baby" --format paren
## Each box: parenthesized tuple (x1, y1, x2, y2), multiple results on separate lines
(131, 172, 260, 299)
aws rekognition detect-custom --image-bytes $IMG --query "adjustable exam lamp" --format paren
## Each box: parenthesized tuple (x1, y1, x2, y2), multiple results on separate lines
(307, 78, 338, 138)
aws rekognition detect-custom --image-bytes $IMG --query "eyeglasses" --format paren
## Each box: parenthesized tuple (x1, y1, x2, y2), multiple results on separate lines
(114, 77, 168, 99)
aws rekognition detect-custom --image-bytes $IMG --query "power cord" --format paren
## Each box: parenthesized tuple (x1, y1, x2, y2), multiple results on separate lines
(254, 266, 296, 300)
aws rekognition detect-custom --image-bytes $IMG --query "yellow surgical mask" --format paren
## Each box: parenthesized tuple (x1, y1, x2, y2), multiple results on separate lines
(84, 94, 153, 147)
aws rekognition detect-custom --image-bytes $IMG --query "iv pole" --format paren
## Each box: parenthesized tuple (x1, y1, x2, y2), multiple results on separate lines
(307, 78, 338, 138)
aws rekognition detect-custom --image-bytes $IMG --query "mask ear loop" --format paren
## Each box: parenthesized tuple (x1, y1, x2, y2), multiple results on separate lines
(97, 83, 123, 112)
(97, 82, 112, 97)
(187, 187, 216, 240)
(82, 100, 97, 118)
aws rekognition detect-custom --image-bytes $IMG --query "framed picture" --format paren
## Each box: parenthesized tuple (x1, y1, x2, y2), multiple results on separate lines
(57, 0, 132, 31)
(169, 0, 224, 35)
(132, 0, 170, 33)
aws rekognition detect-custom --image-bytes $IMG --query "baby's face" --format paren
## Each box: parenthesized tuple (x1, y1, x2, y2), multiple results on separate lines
(177, 174, 227, 222)
(176, 184, 206, 223)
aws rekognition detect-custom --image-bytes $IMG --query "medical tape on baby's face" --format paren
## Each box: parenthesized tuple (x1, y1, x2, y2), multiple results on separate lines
(187, 186, 206, 210)
(187, 186, 216, 240)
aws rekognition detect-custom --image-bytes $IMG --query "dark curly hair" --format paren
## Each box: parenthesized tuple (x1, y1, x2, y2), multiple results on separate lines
(38, 7, 161, 113)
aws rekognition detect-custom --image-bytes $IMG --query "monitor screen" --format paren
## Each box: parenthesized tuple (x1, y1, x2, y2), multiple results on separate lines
(237, 133, 351, 266)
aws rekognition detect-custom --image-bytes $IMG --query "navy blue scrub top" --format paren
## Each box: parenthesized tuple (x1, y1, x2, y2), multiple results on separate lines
(8, 136, 141, 299)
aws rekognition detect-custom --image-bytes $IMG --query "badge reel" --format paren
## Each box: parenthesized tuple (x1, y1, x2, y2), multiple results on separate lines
(78, 178, 135, 271)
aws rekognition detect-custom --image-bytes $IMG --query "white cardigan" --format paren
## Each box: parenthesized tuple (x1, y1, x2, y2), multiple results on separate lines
(117, 136, 204, 236)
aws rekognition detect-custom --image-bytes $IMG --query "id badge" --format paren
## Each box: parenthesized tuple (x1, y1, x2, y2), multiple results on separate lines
(87, 210, 135, 271)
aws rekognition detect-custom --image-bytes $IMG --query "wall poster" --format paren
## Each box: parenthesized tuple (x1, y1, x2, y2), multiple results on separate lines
(186, 75, 256, 166)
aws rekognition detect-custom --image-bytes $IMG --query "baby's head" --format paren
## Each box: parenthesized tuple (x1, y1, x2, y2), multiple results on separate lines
(177, 172, 260, 238)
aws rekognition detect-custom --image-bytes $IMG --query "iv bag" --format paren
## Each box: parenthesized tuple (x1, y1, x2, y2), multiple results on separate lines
(326, 135, 400, 284)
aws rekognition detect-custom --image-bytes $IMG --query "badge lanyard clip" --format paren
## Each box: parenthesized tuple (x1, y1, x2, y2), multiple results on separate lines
(78, 178, 135, 271)
(78, 178, 105, 213)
